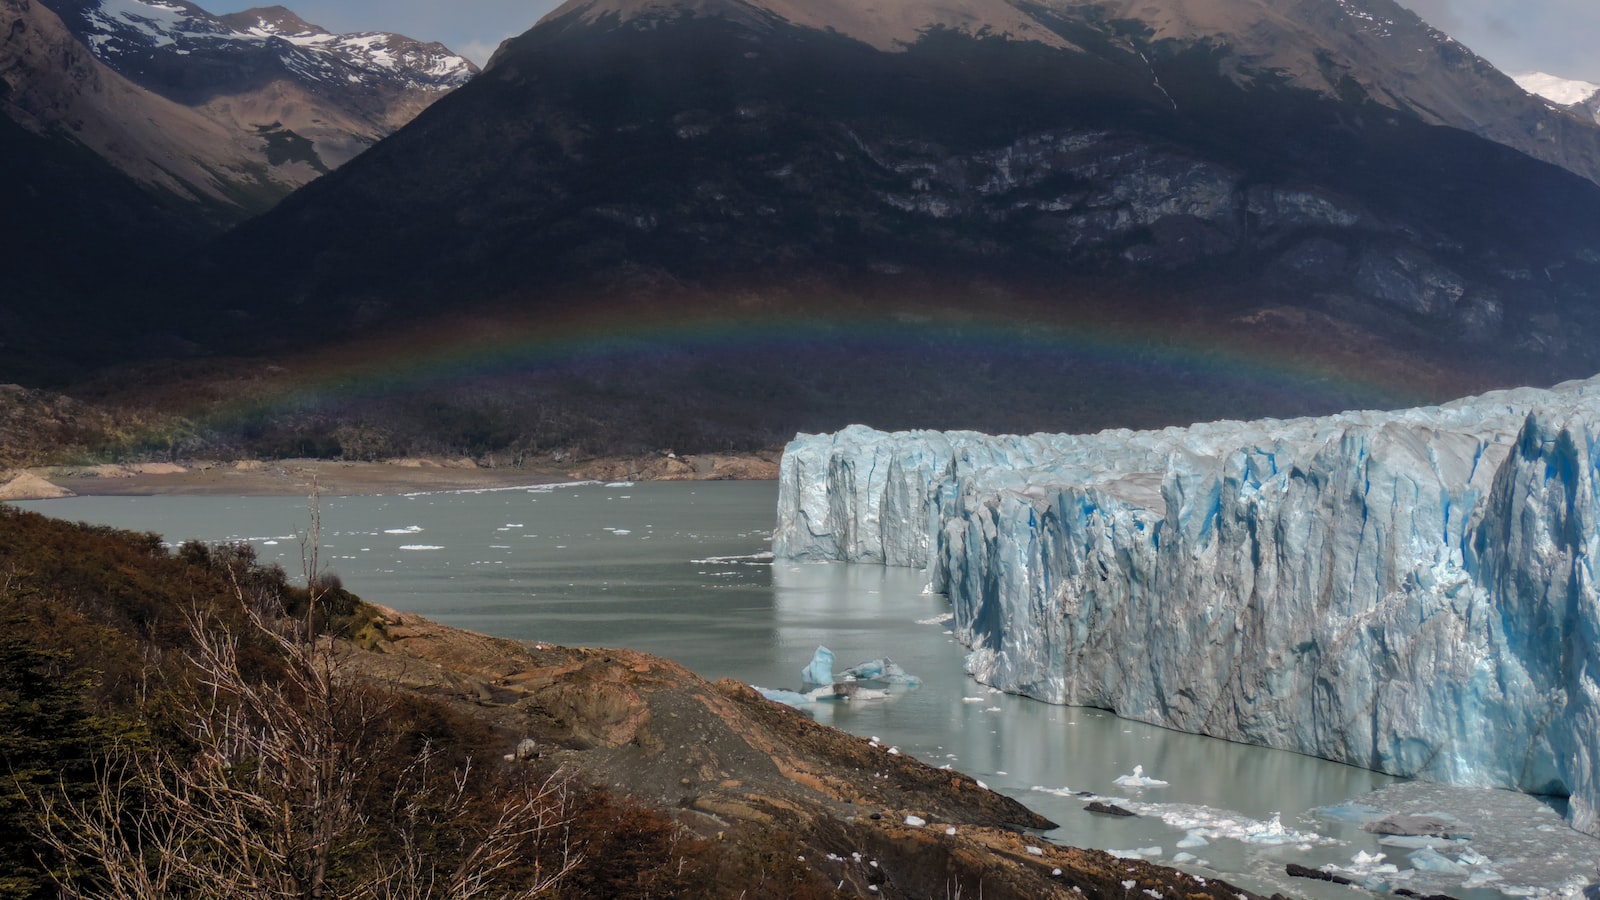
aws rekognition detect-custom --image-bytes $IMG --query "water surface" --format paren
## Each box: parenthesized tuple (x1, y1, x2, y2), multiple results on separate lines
(20, 481, 1592, 899)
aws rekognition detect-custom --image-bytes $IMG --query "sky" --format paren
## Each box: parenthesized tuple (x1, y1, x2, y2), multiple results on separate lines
(203, 0, 1600, 81)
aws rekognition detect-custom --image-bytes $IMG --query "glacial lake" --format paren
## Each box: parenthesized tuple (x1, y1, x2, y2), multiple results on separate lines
(19, 480, 1597, 900)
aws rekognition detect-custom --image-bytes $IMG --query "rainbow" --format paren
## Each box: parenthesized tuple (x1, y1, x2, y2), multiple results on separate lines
(168, 304, 1457, 445)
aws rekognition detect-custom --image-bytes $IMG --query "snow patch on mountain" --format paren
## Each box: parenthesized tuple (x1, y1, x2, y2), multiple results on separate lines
(775, 375, 1600, 837)
(1513, 72, 1600, 107)
(68, 0, 474, 90)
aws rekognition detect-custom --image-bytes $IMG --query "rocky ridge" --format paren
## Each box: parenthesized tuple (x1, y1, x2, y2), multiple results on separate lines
(343, 603, 1274, 899)
(4, 0, 478, 214)
(203, 0, 1600, 391)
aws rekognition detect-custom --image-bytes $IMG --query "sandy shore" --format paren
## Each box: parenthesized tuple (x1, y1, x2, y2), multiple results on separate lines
(2, 452, 781, 499)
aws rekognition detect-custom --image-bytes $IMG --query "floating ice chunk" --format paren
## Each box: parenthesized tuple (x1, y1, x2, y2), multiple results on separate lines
(1343, 851, 1399, 877)
(1172, 852, 1197, 864)
(384, 525, 424, 534)
(1377, 834, 1462, 850)
(1113, 765, 1168, 788)
(1121, 802, 1334, 849)
(1407, 847, 1467, 875)
(606, 481, 634, 487)
(839, 657, 922, 685)
(806, 683, 890, 701)
(1240, 813, 1301, 846)
(693, 552, 775, 565)
(800, 646, 834, 685)
(917, 613, 955, 625)
(1318, 845, 1408, 890)
(398, 545, 445, 551)
(753, 686, 815, 708)
(1313, 802, 1387, 825)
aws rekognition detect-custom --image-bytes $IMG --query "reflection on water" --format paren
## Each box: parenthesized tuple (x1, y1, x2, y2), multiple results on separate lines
(17, 482, 1596, 900)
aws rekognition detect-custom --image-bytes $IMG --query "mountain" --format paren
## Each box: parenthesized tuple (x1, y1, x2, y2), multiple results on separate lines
(3, 0, 476, 216)
(21, 0, 1600, 458)
(1075, 0, 1600, 190)
(777, 373, 1600, 839)
(1514, 71, 1600, 127)
(0, 0, 477, 383)
(202, 2, 1599, 345)
(1, 0, 273, 214)
(1514, 71, 1600, 107)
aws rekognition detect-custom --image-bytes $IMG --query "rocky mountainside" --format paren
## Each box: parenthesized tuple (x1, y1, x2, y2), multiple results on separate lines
(2, 0, 476, 217)
(1514, 71, 1600, 127)
(1, 0, 274, 213)
(1082, 0, 1600, 189)
(158, 0, 1600, 441)
(40, 0, 476, 175)
(1, 0, 476, 385)
(15, 0, 1600, 457)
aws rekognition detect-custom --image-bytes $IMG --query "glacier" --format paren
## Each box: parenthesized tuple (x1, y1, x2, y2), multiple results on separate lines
(773, 376, 1600, 836)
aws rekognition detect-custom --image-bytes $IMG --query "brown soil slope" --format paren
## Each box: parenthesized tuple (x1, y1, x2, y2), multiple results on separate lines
(347, 605, 1275, 899)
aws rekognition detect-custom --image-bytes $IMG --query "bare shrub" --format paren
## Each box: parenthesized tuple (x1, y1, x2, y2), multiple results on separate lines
(32, 557, 580, 900)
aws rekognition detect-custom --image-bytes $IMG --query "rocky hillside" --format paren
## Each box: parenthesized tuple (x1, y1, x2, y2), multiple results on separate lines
(117, 0, 1593, 454)
(15, 0, 1600, 457)
(1, 0, 278, 214)
(0, 0, 478, 386)
(3, 0, 476, 218)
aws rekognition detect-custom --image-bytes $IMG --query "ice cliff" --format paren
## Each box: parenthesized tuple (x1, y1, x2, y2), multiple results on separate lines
(774, 377, 1600, 835)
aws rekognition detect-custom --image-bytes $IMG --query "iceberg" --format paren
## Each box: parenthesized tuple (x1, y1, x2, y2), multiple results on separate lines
(839, 657, 923, 685)
(774, 376, 1600, 836)
(754, 686, 816, 708)
(800, 645, 835, 685)
(1111, 765, 1167, 788)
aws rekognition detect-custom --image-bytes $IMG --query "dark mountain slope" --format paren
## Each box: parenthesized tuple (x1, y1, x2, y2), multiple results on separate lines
(34, 0, 1600, 457)
(0, 113, 219, 383)
(201, 3, 1600, 359)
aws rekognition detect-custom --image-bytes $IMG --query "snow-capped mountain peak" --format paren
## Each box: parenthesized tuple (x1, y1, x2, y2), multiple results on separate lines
(56, 0, 475, 92)
(1512, 71, 1600, 106)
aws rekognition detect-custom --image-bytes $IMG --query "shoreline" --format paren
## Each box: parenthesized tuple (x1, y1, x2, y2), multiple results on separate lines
(1, 452, 781, 500)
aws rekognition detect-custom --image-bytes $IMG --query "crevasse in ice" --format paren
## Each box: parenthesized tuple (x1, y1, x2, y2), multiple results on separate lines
(774, 375, 1600, 836)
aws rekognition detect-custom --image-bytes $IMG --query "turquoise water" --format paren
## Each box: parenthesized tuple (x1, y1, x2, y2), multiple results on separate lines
(20, 481, 1593, 899)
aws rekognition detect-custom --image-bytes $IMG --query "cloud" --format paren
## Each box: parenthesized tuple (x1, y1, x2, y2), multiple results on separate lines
(1397, 0, 1600, 81)
(1483, 14, 1518, 40)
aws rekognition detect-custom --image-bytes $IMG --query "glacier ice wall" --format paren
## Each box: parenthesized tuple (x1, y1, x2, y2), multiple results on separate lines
(774, 378, 1600, 835)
